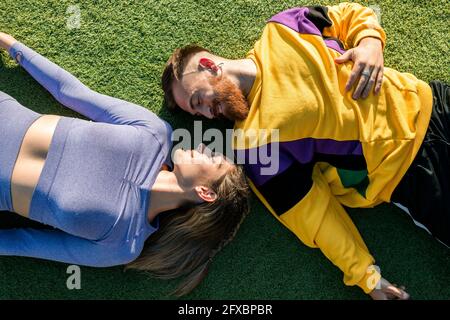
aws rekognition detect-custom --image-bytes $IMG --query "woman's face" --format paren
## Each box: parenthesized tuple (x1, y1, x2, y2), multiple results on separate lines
(172, 144, 234, 189)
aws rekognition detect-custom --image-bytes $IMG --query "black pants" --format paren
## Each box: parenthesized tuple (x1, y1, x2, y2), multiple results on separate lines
(391, 81, 450, 247)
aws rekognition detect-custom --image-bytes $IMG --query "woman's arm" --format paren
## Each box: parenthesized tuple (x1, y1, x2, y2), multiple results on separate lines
(0, 227, 137, 267)
(1, 32, 171, 137)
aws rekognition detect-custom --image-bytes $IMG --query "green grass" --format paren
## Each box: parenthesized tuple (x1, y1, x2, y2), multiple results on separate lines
(0, 0, 449, 300)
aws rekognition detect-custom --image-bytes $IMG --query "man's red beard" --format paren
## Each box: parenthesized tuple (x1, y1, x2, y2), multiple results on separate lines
(209, 77, 249, 121)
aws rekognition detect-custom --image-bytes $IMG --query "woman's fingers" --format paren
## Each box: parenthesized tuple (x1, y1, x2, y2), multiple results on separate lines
(0, 32, 17, 51)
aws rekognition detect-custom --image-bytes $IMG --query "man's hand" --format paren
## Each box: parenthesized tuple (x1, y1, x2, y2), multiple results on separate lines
(0, 32, 17, 52)
(369, 277, 410, 300)
(335, 37, 384, 100)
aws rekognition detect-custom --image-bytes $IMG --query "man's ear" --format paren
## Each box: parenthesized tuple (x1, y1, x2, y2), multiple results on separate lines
(199, 58, 220, 74)
(195, 186, 218, 203)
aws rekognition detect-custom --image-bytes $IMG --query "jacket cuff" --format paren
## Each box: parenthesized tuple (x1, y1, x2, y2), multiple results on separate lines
(354, 29, 386, 50)
(356, 265, 382, 294)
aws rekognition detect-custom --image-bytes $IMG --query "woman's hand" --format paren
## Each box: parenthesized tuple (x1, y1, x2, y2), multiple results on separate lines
(369, 277, 410, 300)
(0, 32, 17, 51)
(335, 37, 384, 100)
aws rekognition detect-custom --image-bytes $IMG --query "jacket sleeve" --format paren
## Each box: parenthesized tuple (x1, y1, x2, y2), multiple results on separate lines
(323, 2, 386, 50)
(0, 228, 136, 267)
(250, 164, 381, 293)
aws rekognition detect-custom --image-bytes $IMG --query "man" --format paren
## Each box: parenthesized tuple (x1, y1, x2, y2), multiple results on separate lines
(161, 2, 449, 299)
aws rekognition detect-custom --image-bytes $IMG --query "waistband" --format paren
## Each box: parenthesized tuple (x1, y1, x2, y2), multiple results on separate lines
(29, 116, 74, 224)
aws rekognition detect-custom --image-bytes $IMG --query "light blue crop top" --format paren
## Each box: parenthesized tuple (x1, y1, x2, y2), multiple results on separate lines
(0, 42, 172, 267)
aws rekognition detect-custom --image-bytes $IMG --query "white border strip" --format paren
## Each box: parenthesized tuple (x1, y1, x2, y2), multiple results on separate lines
(392, 202, 449, 248)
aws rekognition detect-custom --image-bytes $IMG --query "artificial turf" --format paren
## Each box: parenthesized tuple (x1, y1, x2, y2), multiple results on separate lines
(0, 0, 449, 300)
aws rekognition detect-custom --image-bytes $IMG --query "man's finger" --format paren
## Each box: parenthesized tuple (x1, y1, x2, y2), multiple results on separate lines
(374, 67, 384, 95)
(386, 285, 409, 300)
(334, 49, 352, 64)
(352, 66, 372, 99)
(346, 62, 364, 91)
(362, 67, 379, 99)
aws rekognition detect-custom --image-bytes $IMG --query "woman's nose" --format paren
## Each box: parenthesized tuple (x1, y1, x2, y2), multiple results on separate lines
(197, 143, 214, 157)
(197, 143, 206, 153)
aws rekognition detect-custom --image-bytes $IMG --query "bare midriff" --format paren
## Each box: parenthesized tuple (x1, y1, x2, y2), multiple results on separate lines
(11, 115, 61, 218)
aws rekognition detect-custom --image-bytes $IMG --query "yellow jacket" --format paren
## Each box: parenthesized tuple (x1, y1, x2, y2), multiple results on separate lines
(233, 3, 433, 293)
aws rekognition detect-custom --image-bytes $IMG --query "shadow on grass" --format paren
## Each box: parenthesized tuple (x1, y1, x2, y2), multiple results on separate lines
(0, 54, 71, 115)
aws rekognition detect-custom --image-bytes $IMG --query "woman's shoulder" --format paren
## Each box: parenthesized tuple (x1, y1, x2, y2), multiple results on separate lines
(138, 116, 173, 150)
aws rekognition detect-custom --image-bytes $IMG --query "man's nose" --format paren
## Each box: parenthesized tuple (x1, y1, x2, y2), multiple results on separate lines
(198, 104, 214, 119)
(204, 106, 214, 119)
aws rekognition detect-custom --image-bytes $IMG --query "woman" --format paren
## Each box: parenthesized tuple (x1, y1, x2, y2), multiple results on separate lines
(0, 32, 250, 296)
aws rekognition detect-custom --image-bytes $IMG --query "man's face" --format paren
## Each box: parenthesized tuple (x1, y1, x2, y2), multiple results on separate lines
(172, 71, 249, 121)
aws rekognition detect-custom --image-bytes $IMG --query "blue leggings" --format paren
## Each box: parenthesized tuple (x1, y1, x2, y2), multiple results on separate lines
(0, 91, 41, 212)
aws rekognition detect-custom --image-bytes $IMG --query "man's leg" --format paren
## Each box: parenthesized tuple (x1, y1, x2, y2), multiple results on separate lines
(391, 81, 450, 247)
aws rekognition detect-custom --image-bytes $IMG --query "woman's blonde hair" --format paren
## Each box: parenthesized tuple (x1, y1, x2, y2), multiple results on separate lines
(125, 165, 250, 296)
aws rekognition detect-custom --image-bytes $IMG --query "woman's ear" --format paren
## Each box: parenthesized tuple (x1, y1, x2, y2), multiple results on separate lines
(194, 186, 218, 203)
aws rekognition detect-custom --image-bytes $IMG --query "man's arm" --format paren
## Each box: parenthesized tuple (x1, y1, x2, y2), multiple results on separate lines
(323, 3, 385, 99)
(249, 163, 379, 293)
(321, 3, 386, 51)
(273, 4, 385, 99)
(250, 164, 408, 299)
